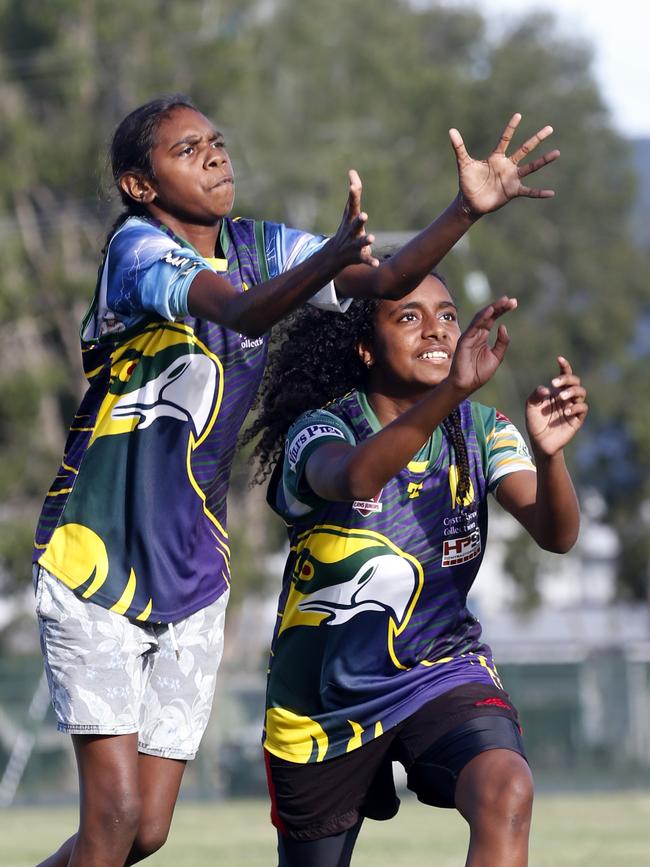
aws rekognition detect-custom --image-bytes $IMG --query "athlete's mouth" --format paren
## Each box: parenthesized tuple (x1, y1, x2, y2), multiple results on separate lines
(417, 349, 450, 361)
(210, 177, 234, 190)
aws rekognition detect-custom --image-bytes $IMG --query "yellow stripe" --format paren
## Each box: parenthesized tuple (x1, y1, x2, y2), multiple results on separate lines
(46, 488, 73, 496)
(205, 257, 229, 271)
(494, 456, 534, 468)
(135, 598, 153, 622)
(61, 463, 79, 475)
(83, 363, 104, 378)
(406, 459, 428, 473)
(346, 720, 364, 752)
(69, 426, 94, 432)
(420, 656, 453, 667)
(492, 437, 520, 449)
(110, 568, 137, 615)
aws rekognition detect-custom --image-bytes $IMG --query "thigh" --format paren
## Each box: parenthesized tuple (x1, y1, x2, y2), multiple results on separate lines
(266, 731, 398, 842)
(73, 732, 141, 809)
(139, 590, 229, 760)
(35, 566, 152, 735)
(405, 715, 527, 809)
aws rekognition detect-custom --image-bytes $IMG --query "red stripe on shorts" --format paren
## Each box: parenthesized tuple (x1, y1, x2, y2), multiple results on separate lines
(264, 749, 287, 834)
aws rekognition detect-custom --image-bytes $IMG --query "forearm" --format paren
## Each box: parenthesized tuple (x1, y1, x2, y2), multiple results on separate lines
(308, 380, 465, 500)
(335, 194, 477, 300)
(530, 451, 580, 552)
(187, 243, 344, 336)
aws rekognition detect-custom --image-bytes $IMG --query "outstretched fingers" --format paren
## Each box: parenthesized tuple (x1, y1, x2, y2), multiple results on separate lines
(448, 127, 472, 169)
(467, 296, 518, 334)
(346, 169, 363, 220)
(510, 124, 555, 164)
(494, 112, 523, 155)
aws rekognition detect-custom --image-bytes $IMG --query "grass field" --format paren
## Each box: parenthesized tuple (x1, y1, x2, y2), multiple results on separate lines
(2, 790, 649, 866)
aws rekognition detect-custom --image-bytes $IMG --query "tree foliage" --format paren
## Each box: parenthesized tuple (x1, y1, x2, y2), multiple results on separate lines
(0, 0, 648, 650)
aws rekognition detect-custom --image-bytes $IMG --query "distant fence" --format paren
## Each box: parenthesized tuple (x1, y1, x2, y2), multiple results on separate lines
(1, 649, 649, 806)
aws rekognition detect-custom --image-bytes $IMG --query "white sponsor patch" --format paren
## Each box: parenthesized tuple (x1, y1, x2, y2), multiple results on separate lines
(441, 530, 482, 567)
(162, 250, 191, 268)
(287, 424, 345, 469)
(353, 490, 383, 516)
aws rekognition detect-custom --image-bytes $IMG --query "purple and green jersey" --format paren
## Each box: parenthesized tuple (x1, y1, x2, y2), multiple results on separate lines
(264, 389, 535, 764)
(34, 215, 341, 623)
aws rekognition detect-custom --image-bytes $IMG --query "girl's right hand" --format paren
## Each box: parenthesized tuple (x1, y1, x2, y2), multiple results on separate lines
(326, 170, 379, 268)
(447, 296, 517, 396)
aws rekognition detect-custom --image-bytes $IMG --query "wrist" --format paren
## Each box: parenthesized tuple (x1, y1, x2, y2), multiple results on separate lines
(436, 376, 471, 406)
(531, 445, 564, 465)
(454, 191, 482, 224)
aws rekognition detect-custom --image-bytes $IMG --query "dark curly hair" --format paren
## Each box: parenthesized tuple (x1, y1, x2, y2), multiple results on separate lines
(243, 297, 378, 484)
(244, 272, 472, 505)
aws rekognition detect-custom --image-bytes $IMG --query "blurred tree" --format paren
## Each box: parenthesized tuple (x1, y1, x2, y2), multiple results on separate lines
(0, 0, 648, 653)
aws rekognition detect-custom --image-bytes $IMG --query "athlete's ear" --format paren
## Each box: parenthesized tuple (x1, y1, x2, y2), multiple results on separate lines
(357, 341, 374, 370)
(119, 172, 157, 205)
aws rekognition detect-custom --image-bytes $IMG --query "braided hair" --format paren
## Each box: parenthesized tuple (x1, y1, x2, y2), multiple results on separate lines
(245, 275, 472, 504)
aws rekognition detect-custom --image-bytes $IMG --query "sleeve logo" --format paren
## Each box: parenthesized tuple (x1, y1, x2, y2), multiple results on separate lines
(162, 250, 191, 268)
(287, 424, 345, 470)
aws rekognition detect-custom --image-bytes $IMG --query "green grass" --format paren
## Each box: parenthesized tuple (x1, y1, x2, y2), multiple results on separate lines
(2, 791, 649, 866)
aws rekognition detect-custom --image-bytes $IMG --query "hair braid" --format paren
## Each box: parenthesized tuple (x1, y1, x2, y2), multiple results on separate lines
(442, 407, 471, 506)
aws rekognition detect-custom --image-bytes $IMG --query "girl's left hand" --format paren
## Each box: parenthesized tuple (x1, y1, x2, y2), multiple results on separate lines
(450, 113, 560, 218)
(327, 169, 380, 268)
(526, 357, 588, 457)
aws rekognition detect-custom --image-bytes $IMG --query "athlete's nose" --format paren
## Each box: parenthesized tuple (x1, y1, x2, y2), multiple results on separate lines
(205, 148, 227, 169)
(422, 315, 446, 340)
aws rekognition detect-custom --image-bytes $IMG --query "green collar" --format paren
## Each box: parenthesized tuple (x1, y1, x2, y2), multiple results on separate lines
(357, 390, 442, 474)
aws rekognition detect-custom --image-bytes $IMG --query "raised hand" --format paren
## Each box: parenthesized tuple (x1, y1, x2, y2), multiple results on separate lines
(526, 357, 588, 457)
(448, 296, 517, 395)
(449, 113, 560, 218)
(328, 169, 379, 268)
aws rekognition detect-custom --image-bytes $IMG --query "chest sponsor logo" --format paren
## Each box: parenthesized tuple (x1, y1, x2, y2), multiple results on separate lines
(240, 335, 264, 351)
(441, 530, 481, 567)
(353, 489, 383, 516)
(287, 424, 345, 469)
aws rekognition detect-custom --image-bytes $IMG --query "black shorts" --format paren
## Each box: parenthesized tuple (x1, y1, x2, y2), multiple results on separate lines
(266, 682, 525, 841)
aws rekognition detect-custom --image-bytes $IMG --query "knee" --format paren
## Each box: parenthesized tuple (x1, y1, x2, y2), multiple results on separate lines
(476, 763, 534, 830)
(131, 819, 171, 858)
(458, 752, 534, 835)
(81, 790, 142, 844)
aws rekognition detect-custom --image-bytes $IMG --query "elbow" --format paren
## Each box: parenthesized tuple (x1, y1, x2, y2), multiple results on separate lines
(345, 471, 382, 502)
(538, 529, 579, 555)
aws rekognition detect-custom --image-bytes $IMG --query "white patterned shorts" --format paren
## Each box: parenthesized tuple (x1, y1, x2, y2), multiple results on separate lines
(34, 565, 229, 760)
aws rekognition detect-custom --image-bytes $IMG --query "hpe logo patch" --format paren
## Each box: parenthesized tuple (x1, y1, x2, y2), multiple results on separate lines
(441, 531, 481, 567)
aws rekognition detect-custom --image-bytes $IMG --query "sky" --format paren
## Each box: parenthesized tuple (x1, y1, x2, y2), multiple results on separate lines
(448, 0, 650, 139)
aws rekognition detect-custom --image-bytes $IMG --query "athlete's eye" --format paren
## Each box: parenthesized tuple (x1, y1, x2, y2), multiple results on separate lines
(440, 312, 457, 322)
(398, 312, 418, 323)
(212, 139, 227, 150)
(179, 145, 194, 157)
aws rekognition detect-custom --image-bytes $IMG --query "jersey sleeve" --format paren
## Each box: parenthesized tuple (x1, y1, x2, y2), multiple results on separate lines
(85, 219, 216, 340)
(263, 222, 352, 313)
(477, 405, 536, 493)
(274, 410, 356, 520)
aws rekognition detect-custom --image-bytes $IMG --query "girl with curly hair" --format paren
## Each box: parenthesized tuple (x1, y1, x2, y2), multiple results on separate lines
(247, 274, 588, 867)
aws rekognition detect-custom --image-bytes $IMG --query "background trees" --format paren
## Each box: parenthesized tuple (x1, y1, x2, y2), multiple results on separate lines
(1, 0, 648, 649)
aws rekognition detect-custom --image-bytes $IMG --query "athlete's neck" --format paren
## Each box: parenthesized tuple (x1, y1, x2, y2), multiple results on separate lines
(365, 387, 431, 427)
(146, 208, 223, 258)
